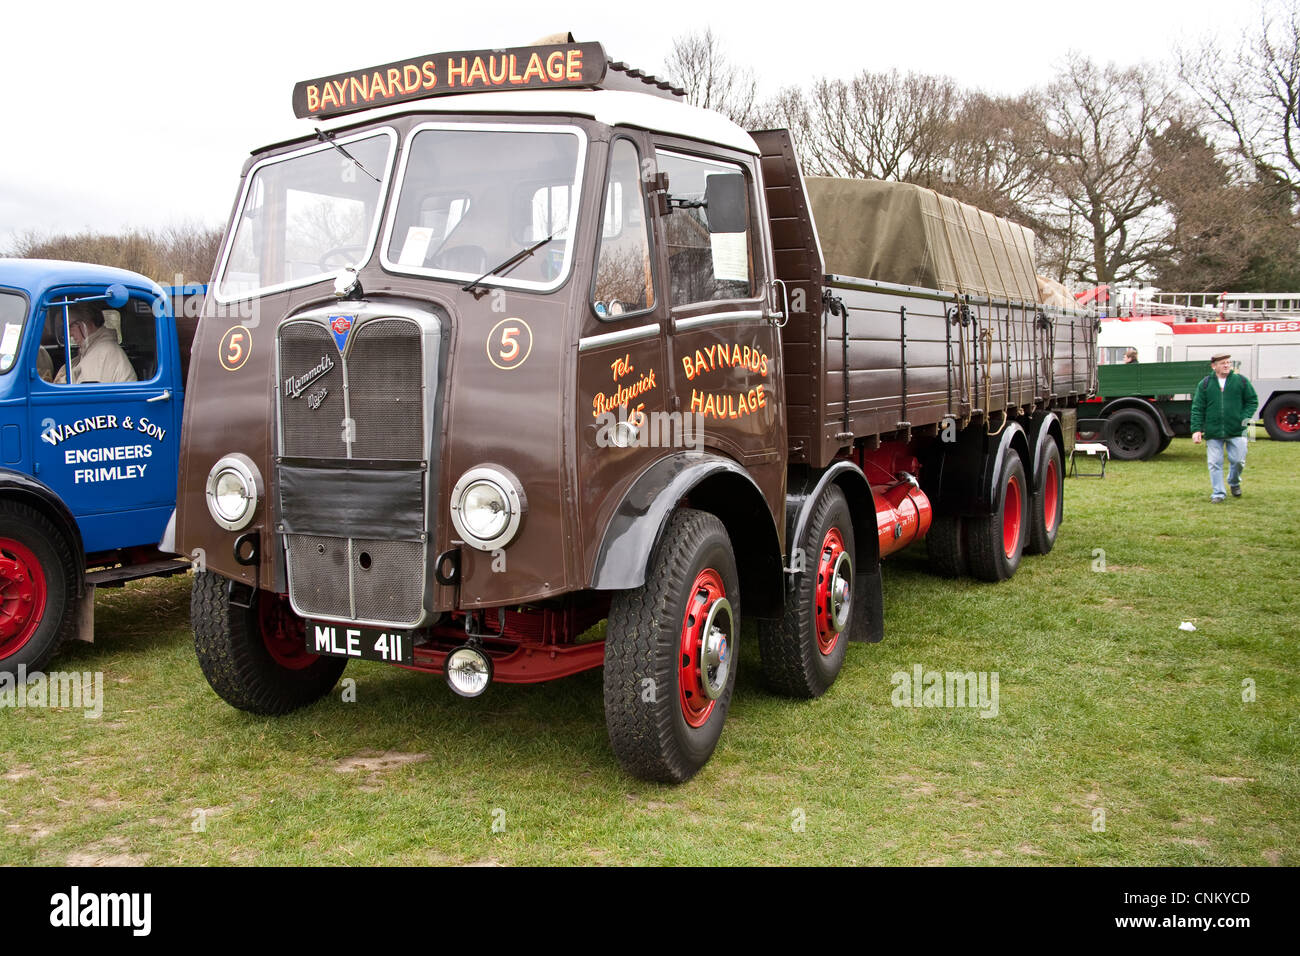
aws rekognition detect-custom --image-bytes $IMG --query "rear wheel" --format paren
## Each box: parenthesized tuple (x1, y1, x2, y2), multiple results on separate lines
(1025, 440, 1063, 556)
(758, 485, 854, 698)
(603, 509, 739, 783)
(192, 571, 346, 714)
(0, 501, 79, 677)
(1262, 394, 1300, 441)
(966, 453, 1028, 582)
(1107, 409, 1159, 460)
(926, 513, 967, 578)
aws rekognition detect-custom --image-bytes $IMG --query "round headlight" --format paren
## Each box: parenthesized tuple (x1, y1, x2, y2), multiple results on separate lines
(450, 466, 526, 551)
(205, 454, 262, 531)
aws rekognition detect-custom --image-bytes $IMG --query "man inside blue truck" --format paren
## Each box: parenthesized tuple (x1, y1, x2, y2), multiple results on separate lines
(52, 303, 137, 385)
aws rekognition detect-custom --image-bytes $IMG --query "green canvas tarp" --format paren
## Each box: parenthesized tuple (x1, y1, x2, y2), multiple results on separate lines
(804, 177, 1040, 304)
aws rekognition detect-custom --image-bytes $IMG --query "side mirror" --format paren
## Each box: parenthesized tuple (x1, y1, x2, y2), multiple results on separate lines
(703, 173, 747, 234)
(105, 283, 130, 310)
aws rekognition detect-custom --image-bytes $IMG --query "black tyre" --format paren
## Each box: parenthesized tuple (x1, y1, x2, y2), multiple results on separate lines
(1107, 409, 1159, 460)
(192, 571, 346, 715)
(603, 509, 739, 783)
(758, 485, 854, 698)
(1025, 439, 1064, 556)
(966, 453, 1029, 582)
(0, 501, 80, 677)
(1262, 394, 1300, 441)
(926, 513, 968, 578)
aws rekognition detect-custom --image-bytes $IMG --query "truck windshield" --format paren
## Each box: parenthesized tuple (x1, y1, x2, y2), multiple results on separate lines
(383, 124, 586, 291)
(215, 130, 396, 301)
(0, 291, 27, 374)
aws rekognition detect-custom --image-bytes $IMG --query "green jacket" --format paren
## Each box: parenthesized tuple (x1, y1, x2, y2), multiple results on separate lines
(1191, 370, 1259, 438)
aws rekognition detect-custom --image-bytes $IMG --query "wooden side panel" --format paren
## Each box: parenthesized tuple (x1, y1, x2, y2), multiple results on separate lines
(754, 129, 1097, 469)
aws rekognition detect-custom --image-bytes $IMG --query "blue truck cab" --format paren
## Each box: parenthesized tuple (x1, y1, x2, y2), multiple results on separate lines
(0, 258, 192, 676)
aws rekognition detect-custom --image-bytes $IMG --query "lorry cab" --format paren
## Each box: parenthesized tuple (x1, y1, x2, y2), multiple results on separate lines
(0, 260, 183, 553)
(0, 259, 188, 676)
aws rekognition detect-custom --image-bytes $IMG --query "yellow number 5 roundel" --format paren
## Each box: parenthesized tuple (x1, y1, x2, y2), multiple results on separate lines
(487, 318, 533, 371)
(218, 326, 252, 371)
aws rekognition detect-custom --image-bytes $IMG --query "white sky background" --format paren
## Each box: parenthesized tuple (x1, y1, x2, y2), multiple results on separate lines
(0, 0, 1267, 252)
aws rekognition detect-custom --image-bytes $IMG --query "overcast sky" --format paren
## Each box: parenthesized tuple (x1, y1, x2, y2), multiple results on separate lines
(0, 0, 1267, 253)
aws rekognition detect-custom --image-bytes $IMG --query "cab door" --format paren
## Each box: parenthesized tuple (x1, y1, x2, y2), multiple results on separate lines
(651, 143, 785, 465)
(28, 287, 180, 554)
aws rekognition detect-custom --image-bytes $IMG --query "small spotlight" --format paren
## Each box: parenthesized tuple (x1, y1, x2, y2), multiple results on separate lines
(445, 644, 493, 698)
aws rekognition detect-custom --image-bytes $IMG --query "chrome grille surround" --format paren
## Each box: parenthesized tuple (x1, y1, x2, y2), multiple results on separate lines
(275, 302, 442, 629)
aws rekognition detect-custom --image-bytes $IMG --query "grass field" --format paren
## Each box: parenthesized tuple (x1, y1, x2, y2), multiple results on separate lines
(1, 436, 1296, 866)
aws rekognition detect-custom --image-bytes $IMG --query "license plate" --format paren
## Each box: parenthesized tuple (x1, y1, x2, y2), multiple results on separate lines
(305, 621, 414, 665)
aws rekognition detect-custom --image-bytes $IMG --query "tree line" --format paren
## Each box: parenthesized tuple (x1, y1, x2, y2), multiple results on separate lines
(664, 3, 1300, 292)
(9, 9, 1299, 294)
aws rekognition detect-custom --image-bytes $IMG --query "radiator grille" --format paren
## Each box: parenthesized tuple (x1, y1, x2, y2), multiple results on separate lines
(278, 323, 347, 459)
(347, 319, 425, 460)
(350, 538, 425, 626)
(285, 534, 353, 620)
(277, 313, 431, 628)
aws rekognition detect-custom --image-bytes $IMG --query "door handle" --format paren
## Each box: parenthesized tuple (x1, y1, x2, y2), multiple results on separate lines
(146, 389, 171, 403)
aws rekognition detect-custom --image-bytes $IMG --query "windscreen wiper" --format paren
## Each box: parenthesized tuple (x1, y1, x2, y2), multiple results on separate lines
(461, 233, 556, 293)
(314, 128, 380, 184)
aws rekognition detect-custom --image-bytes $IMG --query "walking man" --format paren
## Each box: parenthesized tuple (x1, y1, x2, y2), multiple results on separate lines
(1191, 353, 1258, 502)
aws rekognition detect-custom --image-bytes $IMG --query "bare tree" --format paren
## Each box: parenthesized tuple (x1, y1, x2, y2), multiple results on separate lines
(663, 28, 761, 128)
(1181, 0, 1300, 205)
(788, 70, 961, 181)
(920, 91, 1053, 224)
(1036, 55, 1175, 284)
(7, 224, 223, 284)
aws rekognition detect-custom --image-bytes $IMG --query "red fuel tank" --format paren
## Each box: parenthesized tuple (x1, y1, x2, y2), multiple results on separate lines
(873, 477, 933, 559)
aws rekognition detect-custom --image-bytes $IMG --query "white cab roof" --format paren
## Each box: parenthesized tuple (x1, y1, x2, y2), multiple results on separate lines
(270, 89, 759, 155)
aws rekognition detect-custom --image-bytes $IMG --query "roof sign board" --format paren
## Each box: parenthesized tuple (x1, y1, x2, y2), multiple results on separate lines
(293, 42, 610, 120)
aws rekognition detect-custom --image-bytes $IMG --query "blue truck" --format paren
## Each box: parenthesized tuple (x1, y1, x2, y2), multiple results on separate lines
(0, 259, 194, 676)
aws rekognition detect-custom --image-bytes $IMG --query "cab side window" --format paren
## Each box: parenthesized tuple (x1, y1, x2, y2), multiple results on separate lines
(654, 150, 754, 306)
(592, 139, 655, 319)
(41, 297, 155, 385)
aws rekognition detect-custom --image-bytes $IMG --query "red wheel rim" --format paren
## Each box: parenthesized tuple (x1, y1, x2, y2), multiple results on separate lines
(1276, 405, 1300, 433)
(814, 528, 850, 655)
(1043, 457, 1060, 535)
(678, 569, 728, 728)
(259, 592, 316, 670)
(0, 539, 46, 659)
(1002, 475, 1023, 559)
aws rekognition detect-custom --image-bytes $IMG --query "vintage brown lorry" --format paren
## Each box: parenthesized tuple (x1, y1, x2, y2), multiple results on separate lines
(176, 40, 1095, 782)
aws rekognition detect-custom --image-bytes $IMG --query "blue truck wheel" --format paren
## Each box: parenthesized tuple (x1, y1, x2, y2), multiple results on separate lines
(0, 500, 80, 676)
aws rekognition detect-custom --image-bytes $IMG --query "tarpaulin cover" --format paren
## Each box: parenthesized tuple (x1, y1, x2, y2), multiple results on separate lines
(804, 177, 1040, 303)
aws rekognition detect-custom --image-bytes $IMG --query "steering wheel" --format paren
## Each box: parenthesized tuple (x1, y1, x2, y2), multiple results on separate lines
(318, 245, 365, 271)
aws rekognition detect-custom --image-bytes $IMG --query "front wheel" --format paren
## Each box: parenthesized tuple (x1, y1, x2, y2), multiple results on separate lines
(193, 571, 346, 714)
(0, 501, 80, 677)
(603, 509, 739, 783)
(758, 485, 854, 698)
(1262, 394, 1300, 441)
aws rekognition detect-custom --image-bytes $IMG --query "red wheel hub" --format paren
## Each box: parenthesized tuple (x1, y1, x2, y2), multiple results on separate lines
(0, 539, 46, 660)
(1002, 475, 1023, 559)
(678, 569, 730, 728)
(1275, 405, 1300, 433)
(259, 593, 316, 670)
(1043, 457, 1060, 534)
(814, 528, 851, 655)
